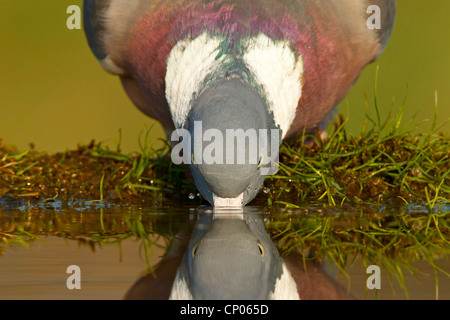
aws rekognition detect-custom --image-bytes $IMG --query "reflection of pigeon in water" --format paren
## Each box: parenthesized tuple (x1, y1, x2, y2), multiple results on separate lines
(84, 0, 396, 207)
(125, 208, 352, 300)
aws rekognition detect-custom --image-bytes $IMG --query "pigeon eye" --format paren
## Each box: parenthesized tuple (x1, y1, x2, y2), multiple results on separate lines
(257, 243, 264, 257)
(191, 243, 198, 258)
(257, 155, 264, 168)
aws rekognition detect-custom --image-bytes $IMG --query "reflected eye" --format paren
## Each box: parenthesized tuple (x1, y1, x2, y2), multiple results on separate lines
(191, 243, 198, 258)
(257, 242, 264, 257)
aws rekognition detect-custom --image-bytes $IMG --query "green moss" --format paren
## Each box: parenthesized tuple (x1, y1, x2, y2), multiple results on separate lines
(0, 131, 197, 206)
(1, 108, 449, 207)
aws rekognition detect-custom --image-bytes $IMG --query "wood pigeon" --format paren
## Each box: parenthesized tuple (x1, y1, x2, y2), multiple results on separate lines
(124, 208, 352, 300)
(83, 0, 396, 207)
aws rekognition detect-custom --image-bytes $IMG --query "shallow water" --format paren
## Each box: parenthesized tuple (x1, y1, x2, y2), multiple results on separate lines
(0, 200, 448, 300)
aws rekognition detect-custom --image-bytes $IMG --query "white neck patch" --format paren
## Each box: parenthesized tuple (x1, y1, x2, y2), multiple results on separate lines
(165, 32, 303, 138)
(169, 273, 193, 300)
(269, 263, 301, 300)
(165, 33, 225, 129)
(243, 34, 304, 139)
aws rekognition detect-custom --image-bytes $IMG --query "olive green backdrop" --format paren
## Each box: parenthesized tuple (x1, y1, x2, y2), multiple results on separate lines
(1, 0, 449, 153)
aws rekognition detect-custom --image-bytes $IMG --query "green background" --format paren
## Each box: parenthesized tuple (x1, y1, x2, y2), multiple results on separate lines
(1, 0, 449, 153)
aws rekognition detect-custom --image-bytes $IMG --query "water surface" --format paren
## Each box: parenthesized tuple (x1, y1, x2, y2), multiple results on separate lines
(0, 200, 448, 300)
